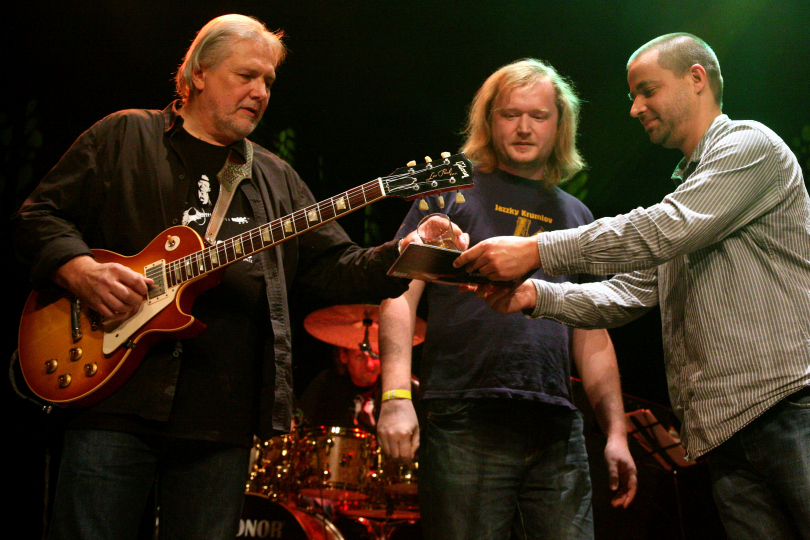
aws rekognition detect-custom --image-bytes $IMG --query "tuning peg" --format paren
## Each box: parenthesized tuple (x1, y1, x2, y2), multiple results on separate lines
(441, 152, 451, 159)
(407, 160, 416, 167)
(419, 199, 429, 211)
(456, 191, 466, 204)
(438, 196, 445, 208)
(424, 156, 432, 163)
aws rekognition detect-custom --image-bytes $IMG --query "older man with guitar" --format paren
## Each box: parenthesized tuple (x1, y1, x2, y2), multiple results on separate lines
(13, 14, 470, 540)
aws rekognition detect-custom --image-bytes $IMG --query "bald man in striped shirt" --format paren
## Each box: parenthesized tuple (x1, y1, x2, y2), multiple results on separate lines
(457, 33, 810, 540)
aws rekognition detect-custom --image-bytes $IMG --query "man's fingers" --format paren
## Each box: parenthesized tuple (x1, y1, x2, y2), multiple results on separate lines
(377, 431, 392, 457)
(112, 264, 153, 296)
(453, 242, 484, 269)
(458, 232, 470, 251)
(411, 426, 420, 460)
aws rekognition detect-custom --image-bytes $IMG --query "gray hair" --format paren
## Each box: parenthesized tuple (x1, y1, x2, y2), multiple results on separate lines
(175, 14, 286, 104)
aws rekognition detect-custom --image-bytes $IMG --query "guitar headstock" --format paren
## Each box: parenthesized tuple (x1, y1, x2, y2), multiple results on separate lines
(382, 152, 474, 201)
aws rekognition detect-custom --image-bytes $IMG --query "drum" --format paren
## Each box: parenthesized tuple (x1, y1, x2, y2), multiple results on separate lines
(375, 450, 418, 496)
(238, 493, 343, 539)
(298, 427, 374, 501)
(248, 434, 302, 501)
(341, 450, 419, 520)
(339, 498, 420, 522)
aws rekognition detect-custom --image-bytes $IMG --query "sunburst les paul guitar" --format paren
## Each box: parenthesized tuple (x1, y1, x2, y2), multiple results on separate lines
(18, 153, 473, 408)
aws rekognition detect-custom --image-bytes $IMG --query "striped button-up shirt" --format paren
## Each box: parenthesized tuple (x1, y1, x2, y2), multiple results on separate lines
(529, 114, 810, 458)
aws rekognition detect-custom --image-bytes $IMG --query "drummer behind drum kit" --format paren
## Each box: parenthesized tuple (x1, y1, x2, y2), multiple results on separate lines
(240, 305, 425, 540)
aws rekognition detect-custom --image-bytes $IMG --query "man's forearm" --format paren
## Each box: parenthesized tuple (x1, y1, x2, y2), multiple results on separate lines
(572, 328, 626, 438)
(379, 281, 424, 390)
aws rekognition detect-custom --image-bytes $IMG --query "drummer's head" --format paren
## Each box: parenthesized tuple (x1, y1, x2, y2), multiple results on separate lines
(335, 347, 380, 388)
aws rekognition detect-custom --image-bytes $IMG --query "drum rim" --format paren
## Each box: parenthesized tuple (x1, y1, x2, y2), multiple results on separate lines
(304, 425, 374, 439)
(241, 492, 346, 540)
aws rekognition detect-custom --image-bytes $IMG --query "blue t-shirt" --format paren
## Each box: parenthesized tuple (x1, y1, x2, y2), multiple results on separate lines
(397, 167, 597, 409)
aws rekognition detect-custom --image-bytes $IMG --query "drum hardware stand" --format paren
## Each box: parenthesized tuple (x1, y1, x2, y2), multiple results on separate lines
(358, 308, 378, 359)
(626, 409, 696, 540)
(351, 512, 411, 540)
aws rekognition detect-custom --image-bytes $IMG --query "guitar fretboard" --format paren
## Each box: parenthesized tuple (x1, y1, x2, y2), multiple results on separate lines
(162, 180, 385, 288)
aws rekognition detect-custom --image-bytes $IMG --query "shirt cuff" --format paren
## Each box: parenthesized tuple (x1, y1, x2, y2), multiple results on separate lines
(525, 279, 565, 320)
(536, 228, 585, 276)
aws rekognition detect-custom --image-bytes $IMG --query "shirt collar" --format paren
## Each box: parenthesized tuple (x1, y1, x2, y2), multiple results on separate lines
(672, 114, 730, 183)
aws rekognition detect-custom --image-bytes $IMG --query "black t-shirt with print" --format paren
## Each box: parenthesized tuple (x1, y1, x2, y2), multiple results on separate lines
(160, 128, 270, 443)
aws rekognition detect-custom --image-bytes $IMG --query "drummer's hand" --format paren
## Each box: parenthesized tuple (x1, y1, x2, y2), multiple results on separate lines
(377, 398, 419, 461)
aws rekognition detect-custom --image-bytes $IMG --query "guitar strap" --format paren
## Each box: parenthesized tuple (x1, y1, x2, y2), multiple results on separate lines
(204, 141, 254, 246)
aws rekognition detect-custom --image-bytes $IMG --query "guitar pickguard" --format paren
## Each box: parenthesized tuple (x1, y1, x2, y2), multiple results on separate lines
(102, 287, 179, 354)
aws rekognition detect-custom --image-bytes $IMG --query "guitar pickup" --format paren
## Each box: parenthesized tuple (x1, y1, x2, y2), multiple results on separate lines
(70, 296, 83, 342)
(145, 260, 168, 303)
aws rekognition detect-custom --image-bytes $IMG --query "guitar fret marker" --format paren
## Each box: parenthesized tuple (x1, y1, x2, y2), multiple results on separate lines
(307, 209, 318, 223)
(234, 238, 243, 256)
(262, 227, 272, 243)
(211, 249, 219, 265)
(284, 219, 293, 233)
(336, 196, 347, 210)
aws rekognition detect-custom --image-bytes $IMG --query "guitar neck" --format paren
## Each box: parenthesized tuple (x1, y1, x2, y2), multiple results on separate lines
(155, 179, 385, 290)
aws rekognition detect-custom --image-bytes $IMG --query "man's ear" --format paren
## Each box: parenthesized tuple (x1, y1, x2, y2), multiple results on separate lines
(688, 63, 709, 96)
(191, 66, 206, 93)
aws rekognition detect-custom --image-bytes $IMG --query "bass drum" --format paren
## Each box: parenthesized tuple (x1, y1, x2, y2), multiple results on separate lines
(237, 493, 344, 540)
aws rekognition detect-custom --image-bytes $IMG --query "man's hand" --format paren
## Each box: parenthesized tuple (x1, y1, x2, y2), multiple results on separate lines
(473, 280, 537, 314)
(399, 221, 470, 253)
(453, 236, 540, 281)
(604, 435, 638, 508)
(52, 255, 154, 320)
(377, 398, 420, 461)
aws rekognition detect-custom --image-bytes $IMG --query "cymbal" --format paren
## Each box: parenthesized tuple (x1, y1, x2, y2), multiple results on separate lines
(304, 304, 426, 350)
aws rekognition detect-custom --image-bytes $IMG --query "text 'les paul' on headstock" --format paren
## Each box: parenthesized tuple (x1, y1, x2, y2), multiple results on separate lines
(382, 152, 473, 201)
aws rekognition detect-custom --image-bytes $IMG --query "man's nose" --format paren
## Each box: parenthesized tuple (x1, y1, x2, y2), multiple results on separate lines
(516, 114, 532, 133)
(630, 96, 645, 118)
(251, 79, 269, 101)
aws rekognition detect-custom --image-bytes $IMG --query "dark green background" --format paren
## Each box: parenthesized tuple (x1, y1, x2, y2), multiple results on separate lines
(4, 1, 808, 537)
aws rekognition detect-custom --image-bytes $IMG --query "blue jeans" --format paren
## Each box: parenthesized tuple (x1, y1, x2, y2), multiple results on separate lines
(708, 387, 810, 540)
(419, 399, 593, 540)
(48, 429, 251, 540)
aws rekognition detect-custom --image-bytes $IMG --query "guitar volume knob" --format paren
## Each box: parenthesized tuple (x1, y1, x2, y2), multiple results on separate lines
(84, 363, 98, 377)
(58, 374, 72, 389)
(45, 359, 58, 374)
(69, 347, 83, 361)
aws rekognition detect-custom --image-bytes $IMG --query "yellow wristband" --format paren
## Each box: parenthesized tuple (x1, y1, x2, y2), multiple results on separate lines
(381, 389, 412, 402)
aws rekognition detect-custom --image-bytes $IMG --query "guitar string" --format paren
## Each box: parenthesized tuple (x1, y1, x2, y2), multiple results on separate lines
(161, 163, 461, 288)
(163, 179, 386, 287)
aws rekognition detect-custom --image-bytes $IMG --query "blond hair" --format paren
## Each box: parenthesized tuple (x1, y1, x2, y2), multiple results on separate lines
(460, 58, 585, 186)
